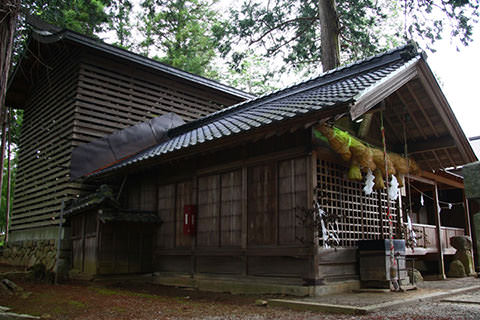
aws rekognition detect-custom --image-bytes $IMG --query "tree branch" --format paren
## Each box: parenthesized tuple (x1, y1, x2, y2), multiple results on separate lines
(249, 16, 319, 45)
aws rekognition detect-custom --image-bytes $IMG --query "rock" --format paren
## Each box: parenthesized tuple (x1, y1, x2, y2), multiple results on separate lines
(451, 236, 472, 251)
(1, 279, 24, 294)
(409, 268, 423, 283)
(448, 259, 466, 278)
(450, 236, 475, 276)
(27, 255, 38, 268)
(0, 280, 14, 295)
(255, 299, 268, 306)
(45, 257, 56, 271)
(29, 263, 47, 281)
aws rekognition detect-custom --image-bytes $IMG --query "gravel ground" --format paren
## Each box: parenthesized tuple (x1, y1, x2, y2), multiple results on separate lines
(300, 277, 480, 307)
(368, 291, 480, 320)
(1, 270, 480, 320)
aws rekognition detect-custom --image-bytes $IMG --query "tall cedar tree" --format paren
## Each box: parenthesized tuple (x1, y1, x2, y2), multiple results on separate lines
(0, 0, 20, 236)
(22, 0, 111, 36)
(138, 0, 225, 77)
(224, 0, 479, 72)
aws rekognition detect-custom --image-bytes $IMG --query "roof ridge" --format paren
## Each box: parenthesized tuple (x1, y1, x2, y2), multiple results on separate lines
(26, 17, 255, 100)
(168, 42, 419, 137)
(92, 45, 420, 177)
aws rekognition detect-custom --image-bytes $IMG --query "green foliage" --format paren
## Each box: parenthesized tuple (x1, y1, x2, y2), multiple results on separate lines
(223, 0, 479, 72)
(22, 0, 110, 36)
(401, 0, 479, 52)
(106, 0, 134, 49)
(218, 49, 279, 95)
(137, 0, 224, 77)
(0, 109, 22, 235)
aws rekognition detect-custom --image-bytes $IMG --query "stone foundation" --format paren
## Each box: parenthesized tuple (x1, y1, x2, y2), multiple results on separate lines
(0, 239, 71, 273)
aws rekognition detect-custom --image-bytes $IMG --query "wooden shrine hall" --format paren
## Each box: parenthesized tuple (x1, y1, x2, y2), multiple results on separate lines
(4, 22, 478, 295)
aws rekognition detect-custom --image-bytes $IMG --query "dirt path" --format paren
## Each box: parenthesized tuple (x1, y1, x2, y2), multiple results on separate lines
(1, 278, 479, 319)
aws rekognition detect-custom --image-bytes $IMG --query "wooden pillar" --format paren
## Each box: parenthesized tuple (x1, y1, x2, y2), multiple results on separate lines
(378, 192, 384, 239)
(433, 183, 446, 279)
(191, 176, 197, 276)
(397, 192, 404, 238)
(241, 166, 248, 276)
(308, 151, 320, 282)
(463, 191, 476, 271)
(463, 191, 472, 237)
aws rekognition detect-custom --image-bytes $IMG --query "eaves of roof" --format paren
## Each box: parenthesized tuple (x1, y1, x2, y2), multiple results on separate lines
(90, 43, 422, 178)
(28, 28, 254, 101)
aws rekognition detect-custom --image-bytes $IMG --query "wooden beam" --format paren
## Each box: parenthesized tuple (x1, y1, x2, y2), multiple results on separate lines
(418, 153, 435, 172)
(406, 173, 435, 186)
(442, 148, 457, 169)
(350, 59, 418, 120)
(419, 170, 464, 189)
(406, 83, 439, 137)
(395, 91, 428, 140)
(383, 98, 404, 143)
(393, 136, 455, 154)
(433, 182, 446, 279)
(431, 150, 444, 170)
(416, 61, 477, 164)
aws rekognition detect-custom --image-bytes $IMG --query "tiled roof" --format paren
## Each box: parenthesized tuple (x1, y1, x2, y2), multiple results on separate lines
(65, 185, 162, 224)
(94, 43, 421, 176)
(65, 185, 120, 215)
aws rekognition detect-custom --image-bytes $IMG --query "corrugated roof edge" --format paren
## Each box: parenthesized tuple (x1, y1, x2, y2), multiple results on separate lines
(28, 26, 254, 101)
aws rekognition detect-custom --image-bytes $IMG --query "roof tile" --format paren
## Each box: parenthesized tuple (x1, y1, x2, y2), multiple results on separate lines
(94, 43, 420, 176)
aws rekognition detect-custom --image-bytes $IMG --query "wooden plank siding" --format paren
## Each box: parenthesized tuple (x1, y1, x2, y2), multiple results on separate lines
(247, 164, 277, 246)
(11, 44, 244, 232)
(11, 46, 82, 231)
(121, 145, 313, 279)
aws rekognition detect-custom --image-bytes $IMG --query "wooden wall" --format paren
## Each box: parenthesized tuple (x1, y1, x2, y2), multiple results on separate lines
(71, 211, 98, 274)
(120, 133, 313, 279)
(72, 50, 244, 144)
(11, 42, 245, 233)
(97, 221, 154, 275)
(12, 45, 82, 232)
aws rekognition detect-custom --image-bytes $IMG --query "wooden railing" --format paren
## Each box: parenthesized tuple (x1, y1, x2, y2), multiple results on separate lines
(406, 223, 464, 255)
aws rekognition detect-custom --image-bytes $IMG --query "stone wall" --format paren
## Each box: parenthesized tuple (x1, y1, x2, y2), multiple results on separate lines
(0, 239, 71, 274)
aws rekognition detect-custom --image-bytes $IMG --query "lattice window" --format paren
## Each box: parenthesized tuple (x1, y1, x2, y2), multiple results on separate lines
(317, 159, 398, 247)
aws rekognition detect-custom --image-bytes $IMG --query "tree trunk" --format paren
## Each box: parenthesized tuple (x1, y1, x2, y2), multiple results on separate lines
(5, 110, 11, 242)
(0, 0, 20, 239)
(0, 0, 20, 124)
(0, 108, 8, 219)
(318, 0, 340, 71)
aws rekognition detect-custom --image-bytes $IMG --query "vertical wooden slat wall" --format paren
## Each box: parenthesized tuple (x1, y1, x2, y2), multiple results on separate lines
(11, 45, 243, 233)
